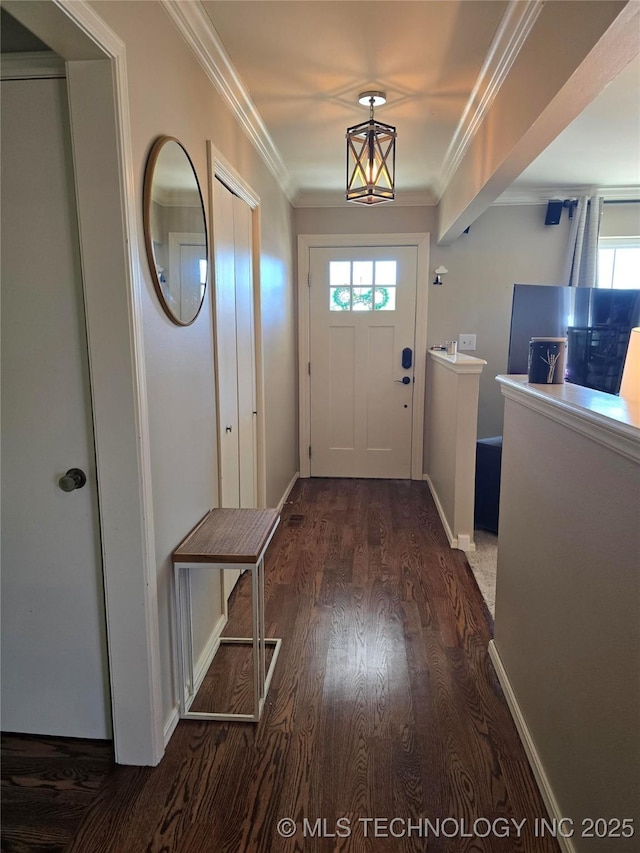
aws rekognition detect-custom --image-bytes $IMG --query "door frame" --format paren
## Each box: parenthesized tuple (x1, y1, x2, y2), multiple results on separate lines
(4, 0, 164, 765)
(298, 233, 430, 480)
(208, 141, 267, 509)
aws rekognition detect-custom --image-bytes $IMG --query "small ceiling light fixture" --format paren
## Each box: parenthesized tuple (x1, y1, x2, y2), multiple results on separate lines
(346, 91, 396, 205)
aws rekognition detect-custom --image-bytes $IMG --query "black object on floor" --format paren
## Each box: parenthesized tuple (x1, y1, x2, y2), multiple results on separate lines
(474, 436, 503, 535)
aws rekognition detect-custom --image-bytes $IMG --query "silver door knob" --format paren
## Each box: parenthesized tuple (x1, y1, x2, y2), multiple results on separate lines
(59, 468, 87, 492)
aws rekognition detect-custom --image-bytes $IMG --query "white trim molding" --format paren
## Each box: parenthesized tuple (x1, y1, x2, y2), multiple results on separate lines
(437, 0, 544, 198)
(209, 144, 261, 210)
(164, 1, 293, 200)
(277, 472, 300, 515)
(297, 233, 430, 482)
(488, 641, 576, 853)
(494, 184, 640, 206)
(0, 50, 65, 79)
(5, 0, 165, 766)
(423, 475, 475, 553)
(61, 0, 165, 767)
(497, 375, 640, 464)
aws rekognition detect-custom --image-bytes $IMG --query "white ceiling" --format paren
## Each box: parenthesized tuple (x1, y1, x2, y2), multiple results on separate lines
(201, 0, 640, 206)
(510, 53, 640, 194)
(4, 2, 637, 208)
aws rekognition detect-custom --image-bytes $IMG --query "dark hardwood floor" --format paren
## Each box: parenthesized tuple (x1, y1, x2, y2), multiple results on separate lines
(2, 479, 559, 852)
(0, 734, 114, 852)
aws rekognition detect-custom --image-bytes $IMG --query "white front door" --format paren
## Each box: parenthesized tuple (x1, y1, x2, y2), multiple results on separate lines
(1, 76, 111, 738)
(309, 246, 418, 478)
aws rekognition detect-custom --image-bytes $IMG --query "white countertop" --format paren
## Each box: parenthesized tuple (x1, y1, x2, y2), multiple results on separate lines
(497, 375, 640, 461)
(428, 349, 487, 373)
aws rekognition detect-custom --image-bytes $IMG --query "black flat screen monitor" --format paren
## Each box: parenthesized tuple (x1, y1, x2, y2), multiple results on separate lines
(508, 284, 640, 395)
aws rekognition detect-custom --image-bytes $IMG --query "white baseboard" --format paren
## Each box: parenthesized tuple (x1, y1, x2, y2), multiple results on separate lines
(423, 474, 475, 552)
(488, 640, 576, 853)
(277, 471, 299, 513)
(163, 703, 181, 747)
(165, 608, 227, 744)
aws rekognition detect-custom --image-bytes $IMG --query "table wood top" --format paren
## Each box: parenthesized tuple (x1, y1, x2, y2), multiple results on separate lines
(172, 508, 280, 564)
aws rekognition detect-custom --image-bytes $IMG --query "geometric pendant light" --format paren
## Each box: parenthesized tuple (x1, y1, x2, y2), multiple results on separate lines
(346, 91, 396, 204)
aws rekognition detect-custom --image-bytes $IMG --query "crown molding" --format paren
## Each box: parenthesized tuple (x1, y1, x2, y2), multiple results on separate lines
(493, 184, 640, 205)
(208, 141, 261, 210)
(437, 0, 544, 199)
(0, 50, 65, 80)
(162, 0, 294, 200)
(293, 188, 438, 209)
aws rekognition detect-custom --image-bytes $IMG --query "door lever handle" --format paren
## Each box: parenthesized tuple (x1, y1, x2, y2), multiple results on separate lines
(394, 377, 411, 385)
(59, 468, 87, 492)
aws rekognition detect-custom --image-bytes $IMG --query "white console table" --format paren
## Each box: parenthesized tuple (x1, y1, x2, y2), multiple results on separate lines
(172, 508, 281, 722)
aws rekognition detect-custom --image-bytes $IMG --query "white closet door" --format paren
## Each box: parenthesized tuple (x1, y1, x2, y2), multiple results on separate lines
(233, 194, 257, 509)
(212, 181, 258, 604)
(213, 180, 240, 509)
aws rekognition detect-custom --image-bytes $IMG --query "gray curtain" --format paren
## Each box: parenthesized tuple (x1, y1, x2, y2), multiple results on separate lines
(563, 194, 604, 287)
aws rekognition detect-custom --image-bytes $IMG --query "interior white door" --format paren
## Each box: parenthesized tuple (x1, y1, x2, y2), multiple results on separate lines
(213, 179, 257, 509)
(309, 246, 418, 478)
(1, 77, 111, 738)
(213, 181, 241, 509)
(232, 196, 258, 509)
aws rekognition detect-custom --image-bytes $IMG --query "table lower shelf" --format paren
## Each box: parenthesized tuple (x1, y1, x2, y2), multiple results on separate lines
(182, 635, 282, 722)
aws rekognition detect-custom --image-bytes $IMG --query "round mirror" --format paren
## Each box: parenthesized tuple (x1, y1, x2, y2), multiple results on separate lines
(143, 137, 208, 325)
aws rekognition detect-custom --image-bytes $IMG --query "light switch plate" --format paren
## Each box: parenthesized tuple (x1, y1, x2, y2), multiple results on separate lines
(459, 333, 476, 351)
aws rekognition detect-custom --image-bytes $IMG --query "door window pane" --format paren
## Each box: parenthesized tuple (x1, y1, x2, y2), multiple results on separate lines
(352, 287, 373, 310)
(353, 261, 373, 286)
(328, 259, 397, 311)
(330, 261, 351, 286)
(330, 286, 351, 311)
(375, 261, 396, 285)
(374, 286, 396, 310)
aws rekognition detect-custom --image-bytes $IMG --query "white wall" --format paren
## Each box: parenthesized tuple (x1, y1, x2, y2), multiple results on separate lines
(92, 0, 296, 730)
(424, 353, 486, 550)
(295, 202, 570, 446)
(493, 383, 640, 848)
(600, 201, 640, 236)
(428, 204, 570, 438)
